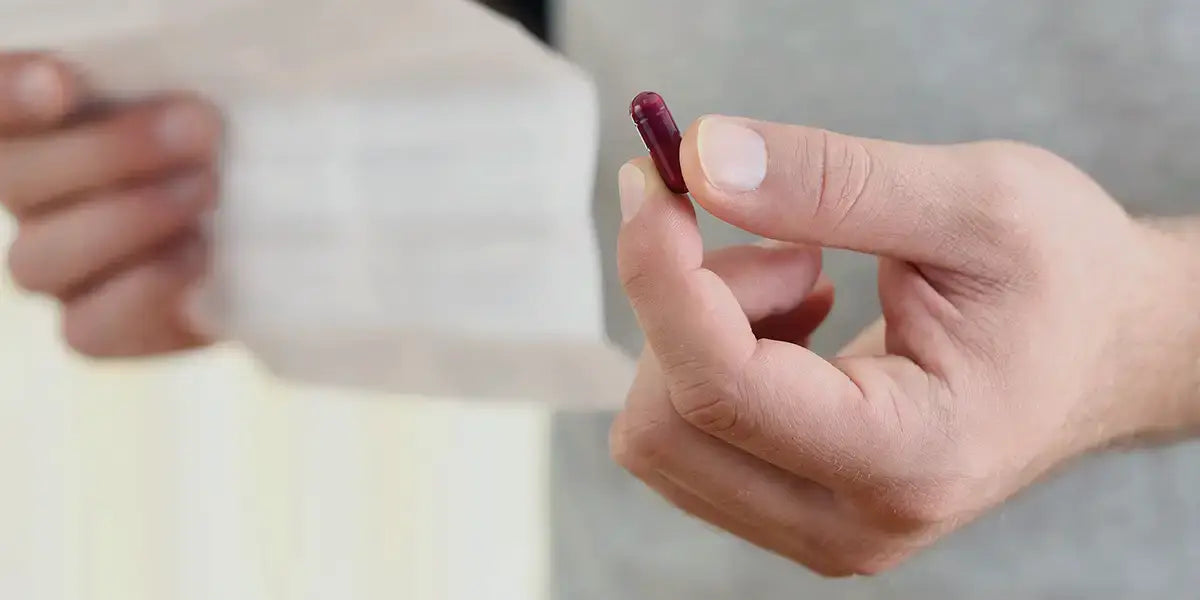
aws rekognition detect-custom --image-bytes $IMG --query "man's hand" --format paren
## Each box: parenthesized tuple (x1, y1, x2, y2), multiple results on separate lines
(0, 52, 223, 356)
(611, 116, 1200, 575)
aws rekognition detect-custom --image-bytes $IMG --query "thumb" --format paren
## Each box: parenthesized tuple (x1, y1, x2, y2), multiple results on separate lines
(679, 116, 1017, 270)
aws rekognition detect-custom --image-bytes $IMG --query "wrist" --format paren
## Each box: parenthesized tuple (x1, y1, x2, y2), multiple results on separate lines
(1105, 218, 1200, 446)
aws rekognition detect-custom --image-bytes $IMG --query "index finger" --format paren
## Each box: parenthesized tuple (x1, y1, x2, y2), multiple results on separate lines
(617, 157, 758, 422)
(0, 53, 82, 134)
(618, 158, 906, 488)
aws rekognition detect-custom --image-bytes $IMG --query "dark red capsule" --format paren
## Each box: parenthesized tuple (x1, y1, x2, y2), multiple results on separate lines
(630, 91, 688, 194)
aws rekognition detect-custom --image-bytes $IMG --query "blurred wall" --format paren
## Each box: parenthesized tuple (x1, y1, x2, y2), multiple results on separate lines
(554, 1, 1200, 598)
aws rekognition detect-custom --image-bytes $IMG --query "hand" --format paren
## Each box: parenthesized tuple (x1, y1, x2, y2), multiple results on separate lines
(0, 52, 223, 357)
(611, 116, 1200, 575)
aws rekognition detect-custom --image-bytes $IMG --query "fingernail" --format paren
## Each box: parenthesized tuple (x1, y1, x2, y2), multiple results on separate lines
(157, 103, 215, 154)
(697, 117, 768, 192)
(14, 61, 63, 116)
(164, 172, 210, 205)
(618, 162, 646, 223)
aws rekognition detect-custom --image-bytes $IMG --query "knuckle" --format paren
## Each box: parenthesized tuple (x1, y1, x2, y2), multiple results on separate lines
(617, 261, 654, 301)
(874, 481, 966, 533)
(615, 232, 656, 298)
(792, 543, 858, 579)
(806, 561, 857, 579)
(967, 140, 1047, 218)
(608, 411, 672, 474)
(814, 536, 914, 578)
(972, 138, 1046, 171)
(812, 130, 876, 231)
(782, 528, 915, 578)
(608, 418, 637, 469)
(800, 538, 909, 578)
(951, 140, 1057, 263)
(614, 226, 662, 302)
(93, 114, 161, 167)
(849, 549, 910, 577)
(663, 359, 744, 436)
(863, 429, 982, 532)
(674, 387, 738, 434)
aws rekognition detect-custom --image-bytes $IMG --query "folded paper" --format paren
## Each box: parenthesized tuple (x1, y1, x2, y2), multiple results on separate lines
(11, 0, 632, 408)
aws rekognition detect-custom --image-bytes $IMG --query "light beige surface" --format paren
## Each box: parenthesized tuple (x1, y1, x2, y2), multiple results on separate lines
(0, 212, 550, 599)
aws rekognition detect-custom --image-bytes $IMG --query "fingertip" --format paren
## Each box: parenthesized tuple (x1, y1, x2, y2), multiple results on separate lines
(813, 271, 836, 297)
(617, 156, 694, 231)
(154, 93, 225, 156)
(681, 115, 761, 235)
(618, 160, 647, 224)
(626, 156, 671, 193)
(15, 59, 64, 115)
(1, 53, 83, 128)
(616, 156, 702, 279)
(799, 277, 836, 326)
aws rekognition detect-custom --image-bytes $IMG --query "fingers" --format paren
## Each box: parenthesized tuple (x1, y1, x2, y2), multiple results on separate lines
(612, 353, 853, 576)
(701, 242, 822, 323)
(617, 158, 758, 394)
(7, 169, 217, 296)
(678, 116, 1019, 270)
(737, 340, 910, 486)
(618, 156, 891, 484)
(0, 95, 222, 215)
(700, 241, 833, 344)
(634, 472, 853, 576)
(0, 54, 223, 359)
(60, 232, 212, 358)
(612, 352, 889, 577)
(0, 53, 82, 133)
(753, 273, 834, 346)
(637, 473, 864, 576)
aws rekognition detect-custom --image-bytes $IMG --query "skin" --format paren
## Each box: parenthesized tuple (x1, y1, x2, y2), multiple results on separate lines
(5, 52, 1200, 578)
(613, 116, 1200, 576)
(0, 53, 223, 356)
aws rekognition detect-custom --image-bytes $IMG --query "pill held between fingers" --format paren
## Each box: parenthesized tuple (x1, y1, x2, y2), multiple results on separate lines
(630, 91, 688, 195)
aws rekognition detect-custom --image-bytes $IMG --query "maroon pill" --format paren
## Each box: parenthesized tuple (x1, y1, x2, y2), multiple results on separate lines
(630, 91, 688, 194)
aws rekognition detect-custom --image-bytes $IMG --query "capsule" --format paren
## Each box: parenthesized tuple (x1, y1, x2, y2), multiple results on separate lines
(630, 91, 688, 194)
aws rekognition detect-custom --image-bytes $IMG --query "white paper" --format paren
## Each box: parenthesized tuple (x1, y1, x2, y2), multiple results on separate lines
(44, 0, 632, 408)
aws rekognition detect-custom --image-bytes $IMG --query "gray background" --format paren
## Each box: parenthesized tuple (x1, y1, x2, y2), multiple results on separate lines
(551, 1, 1200, 597)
